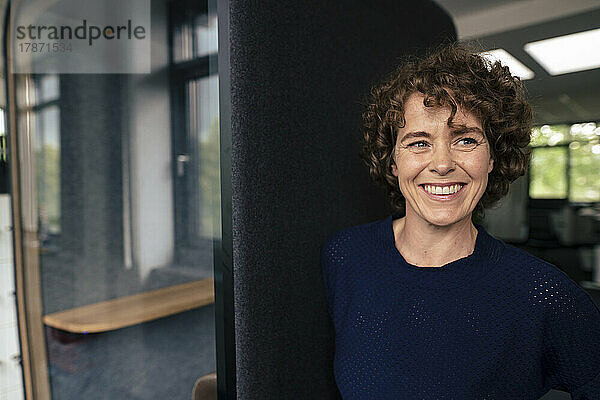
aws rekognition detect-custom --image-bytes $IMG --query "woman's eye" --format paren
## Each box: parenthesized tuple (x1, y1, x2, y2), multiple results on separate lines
(408, 141, 429, 148)
(458, 137, 478, 145)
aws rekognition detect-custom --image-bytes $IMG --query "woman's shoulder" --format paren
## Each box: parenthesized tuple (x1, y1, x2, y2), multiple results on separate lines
(495, 241, 588, 300)
(322, 215, 388, 244)
(321, 216, 389, 262)
(499, 241, 568, 274)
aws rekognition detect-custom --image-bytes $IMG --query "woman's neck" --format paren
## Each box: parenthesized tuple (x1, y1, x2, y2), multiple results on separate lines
(393, 214, 478, 268)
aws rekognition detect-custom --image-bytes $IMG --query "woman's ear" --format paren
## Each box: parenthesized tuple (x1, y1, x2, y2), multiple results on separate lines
(488, 158, 494, 174)
(391, 163, 398, 177)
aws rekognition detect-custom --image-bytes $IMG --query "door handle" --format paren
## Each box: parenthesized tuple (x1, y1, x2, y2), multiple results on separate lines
(177, 154, 190, 177)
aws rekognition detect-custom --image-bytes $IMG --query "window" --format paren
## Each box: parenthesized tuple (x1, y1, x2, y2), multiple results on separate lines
(170, 0, 220, 263)
(0, 108, 7, 194)
(10, 2, 220, 398)
(529, 122, 600, 203)
(17, 75, 61, 242)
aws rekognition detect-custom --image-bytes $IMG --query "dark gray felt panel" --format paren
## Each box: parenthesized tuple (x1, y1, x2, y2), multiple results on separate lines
(227, 1, 456, 398)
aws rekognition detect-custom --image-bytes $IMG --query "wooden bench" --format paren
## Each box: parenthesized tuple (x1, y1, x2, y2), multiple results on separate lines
(43, 279, 214, 334)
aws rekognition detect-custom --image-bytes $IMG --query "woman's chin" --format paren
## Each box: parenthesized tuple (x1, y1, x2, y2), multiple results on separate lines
(420, 212, 471, 227)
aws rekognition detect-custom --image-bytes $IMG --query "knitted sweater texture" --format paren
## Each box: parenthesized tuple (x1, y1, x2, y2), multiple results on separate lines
(321, 215, 600, 399)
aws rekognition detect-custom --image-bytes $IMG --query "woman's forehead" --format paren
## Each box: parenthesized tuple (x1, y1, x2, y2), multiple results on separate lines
(402, 92, 482, 128)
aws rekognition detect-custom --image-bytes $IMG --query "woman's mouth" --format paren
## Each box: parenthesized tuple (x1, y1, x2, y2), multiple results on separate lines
(419, 183, 466, 201)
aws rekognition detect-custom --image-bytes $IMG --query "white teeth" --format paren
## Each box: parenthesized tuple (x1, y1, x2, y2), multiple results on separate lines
(424, 184, 463, 195)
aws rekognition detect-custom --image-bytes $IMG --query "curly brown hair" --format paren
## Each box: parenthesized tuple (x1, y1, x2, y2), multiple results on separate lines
(360, 42, 533, 220)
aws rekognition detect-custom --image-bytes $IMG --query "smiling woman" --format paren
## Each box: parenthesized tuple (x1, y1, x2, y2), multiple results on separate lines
(361, 43, 532, 222)
(321, 42, 600, 399)
(394, 93, 492, 226)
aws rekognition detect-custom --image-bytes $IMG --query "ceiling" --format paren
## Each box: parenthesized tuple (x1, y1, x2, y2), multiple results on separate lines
(433, 0, 600, 125)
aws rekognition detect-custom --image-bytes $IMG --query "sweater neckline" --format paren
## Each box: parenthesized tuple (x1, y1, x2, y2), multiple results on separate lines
(379, 215, 500, 289)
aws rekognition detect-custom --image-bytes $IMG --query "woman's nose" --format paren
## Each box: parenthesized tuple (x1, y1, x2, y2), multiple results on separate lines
(429, 145, 455, 175)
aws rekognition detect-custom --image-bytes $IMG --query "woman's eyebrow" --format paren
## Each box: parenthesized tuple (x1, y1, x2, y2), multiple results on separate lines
(451, 126, 484, 135)
(400, 131, 430, 142)
(400, 127, 483, 142)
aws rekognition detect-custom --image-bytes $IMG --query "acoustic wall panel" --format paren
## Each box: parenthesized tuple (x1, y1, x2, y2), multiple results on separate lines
(225, 1, 456, 398)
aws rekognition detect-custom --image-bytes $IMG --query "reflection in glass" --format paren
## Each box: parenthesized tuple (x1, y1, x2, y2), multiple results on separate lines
(0, 108, 6, 170)
(36, 75, 60, 104)
(11, 1, 219, 398)
(195, 14, 218, 57)
(187, 76, 220, 241)
(35, 105, 61, 239)
(173, 13, 218, 62)
(0, 110, 6, 194)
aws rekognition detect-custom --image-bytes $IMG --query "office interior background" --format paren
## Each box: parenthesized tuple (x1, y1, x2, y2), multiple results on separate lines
(0, 0, 598, 399)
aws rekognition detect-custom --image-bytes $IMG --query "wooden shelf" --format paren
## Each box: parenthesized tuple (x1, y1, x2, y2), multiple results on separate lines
(43, 279, 214, 334)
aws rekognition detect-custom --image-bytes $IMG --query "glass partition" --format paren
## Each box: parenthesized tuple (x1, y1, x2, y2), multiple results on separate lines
(6, 0, 220, 398)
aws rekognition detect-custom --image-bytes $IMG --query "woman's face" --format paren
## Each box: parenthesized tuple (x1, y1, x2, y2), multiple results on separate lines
(391, 92, 494, 227)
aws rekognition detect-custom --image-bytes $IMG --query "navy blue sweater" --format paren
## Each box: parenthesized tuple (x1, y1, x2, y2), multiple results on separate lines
(321, 215, 600, 399)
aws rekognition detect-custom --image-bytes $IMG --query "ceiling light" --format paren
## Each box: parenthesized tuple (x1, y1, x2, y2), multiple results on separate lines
(524, 28, 600, 75)
(478, 48, 535, 80)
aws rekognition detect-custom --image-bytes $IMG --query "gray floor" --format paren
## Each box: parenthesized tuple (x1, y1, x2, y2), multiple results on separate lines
(46, 305, 216, 400)
(41, 251, 216, 400)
